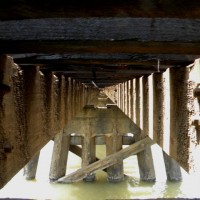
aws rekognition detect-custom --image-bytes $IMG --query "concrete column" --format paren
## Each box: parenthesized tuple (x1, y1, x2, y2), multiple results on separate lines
(163, 151, 182, 181)
(23, 152, 40, 180)
(49, 132, 70, 181)
(106, 134, 124, 183)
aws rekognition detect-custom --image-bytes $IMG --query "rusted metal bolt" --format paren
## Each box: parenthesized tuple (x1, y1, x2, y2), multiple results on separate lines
(3, 142, 13, 153)
(194, 88, 200, 98)
(192, 119, 200, 127)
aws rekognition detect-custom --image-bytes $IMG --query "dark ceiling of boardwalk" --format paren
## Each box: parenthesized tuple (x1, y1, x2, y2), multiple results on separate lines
(1, 0, 200, 88)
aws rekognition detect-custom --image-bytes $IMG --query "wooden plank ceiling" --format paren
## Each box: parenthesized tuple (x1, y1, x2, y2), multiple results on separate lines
(1, 0, 200, 88)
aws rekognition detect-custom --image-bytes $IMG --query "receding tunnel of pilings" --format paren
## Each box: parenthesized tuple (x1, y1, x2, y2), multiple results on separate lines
(24, 93, 182, 184)
(1, 55, 200, 190)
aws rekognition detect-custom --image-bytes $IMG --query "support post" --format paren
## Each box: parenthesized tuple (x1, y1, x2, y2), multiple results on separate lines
(23, 152, 40, 180)
(163, 151, 182, 181)
(106, 134, 124, 183)
(57, 137, 154, 183)
(49, 132, 70, 181)
(135, 77, 156, 182)
(82, 130, 96, 182)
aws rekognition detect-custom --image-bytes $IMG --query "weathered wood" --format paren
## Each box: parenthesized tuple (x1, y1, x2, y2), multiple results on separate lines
(81, 124, 96, 182)
(23, 152, 40, 180)
(69, 145, 110, 173)
(162, 69, 170, 154)
(57, 75, 66, 129)
(169, 67, 189, 169)
(49, 132, 70, 181)
(135, 77, 156, 182)
(142, 76, 149, 136)
(0, 56, 43, 188)
(163, 151, 182, 181)
(168, 60, 200, 173)
(0, 55, 98, 188)
(12, 53, 198, 67)
(106, 134, 124, 183)
(57, 137, 154, 183)
(70, 135, 134, 145)
(153, 73, 164, 145)
(2, 18, 200, 42)
(69, 145, 82, 157)
(2, 41, 200, 55)
(1, 0, 200, 19)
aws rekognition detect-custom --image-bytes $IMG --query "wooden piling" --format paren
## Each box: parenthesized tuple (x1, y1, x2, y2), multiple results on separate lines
(135, 77, 156, 182)
(81, 125, 96, 182)
(58, 137, 154, 183)
(23, 152, 40, 180)
(163, 151, 182, 181)
(49, 132, 70, 181)
(106, 134, 124, 183)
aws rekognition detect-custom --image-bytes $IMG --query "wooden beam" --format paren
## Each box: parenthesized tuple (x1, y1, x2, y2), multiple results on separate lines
(1, 1, 200, 19)
(1, 18, 200, 42)
(57, 137, 154, 183)
(1, 18, 200, 54)
(69, 135, 135, 145)
(12, 53, 197, 67)
(2, 40, 200, 55)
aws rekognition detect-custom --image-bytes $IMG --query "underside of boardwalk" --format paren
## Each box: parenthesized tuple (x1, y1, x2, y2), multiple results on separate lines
(1, 0, 200, 190)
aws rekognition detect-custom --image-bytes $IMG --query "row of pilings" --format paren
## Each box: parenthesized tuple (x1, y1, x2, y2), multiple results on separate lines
(104, 60, 200, 174)
(0, 54, 98, 189)
(24, 92, 182, 183)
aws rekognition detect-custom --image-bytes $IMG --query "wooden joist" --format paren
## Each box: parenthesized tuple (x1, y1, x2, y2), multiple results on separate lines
(1, 18, 200, 54)
(0, 0, 200, 19)
(13, 53, 197, 67)
(57, 137, 154, 183)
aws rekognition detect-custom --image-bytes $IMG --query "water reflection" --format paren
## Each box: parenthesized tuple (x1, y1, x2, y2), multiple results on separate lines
(0, 142, 200, 199)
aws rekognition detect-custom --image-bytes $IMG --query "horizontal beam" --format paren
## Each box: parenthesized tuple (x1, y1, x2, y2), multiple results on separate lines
(70, 135, 135, 145)
(38, 65, 166, 72)
(2, 40, 200, 55)
(10, 53, 199, 65)
(1, 18, 200, 55)
(53, 71, 155, 77)
(1, 18, 200, 42)
(12, 53, 198, 67)
(0, 1, 200, 19)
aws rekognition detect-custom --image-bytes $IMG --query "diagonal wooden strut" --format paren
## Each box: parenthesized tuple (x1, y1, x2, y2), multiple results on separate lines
(57, 137, 154, 183)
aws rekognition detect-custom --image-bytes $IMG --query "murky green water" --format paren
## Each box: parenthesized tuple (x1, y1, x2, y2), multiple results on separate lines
(0, 142, 200, 200)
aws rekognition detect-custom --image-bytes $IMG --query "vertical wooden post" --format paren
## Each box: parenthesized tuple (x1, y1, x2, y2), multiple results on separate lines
(81, 124, 96, 182)
(163, 151, 182, 181)
(153, 73, 164, 145)
(124, 81, 128, 115)
(49, 132, 70, 181)
(119, 83, 122, 111)
(135, 77, 156, 182)
(169, 67, 189, 172)
(130, 79, 134, 121)
(106, 134, 124, 183)
(152, 72, 182, 180)
(142, 76, 149, 136)
(132, 79, 137, 124)
(24, 152, 40, 180)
